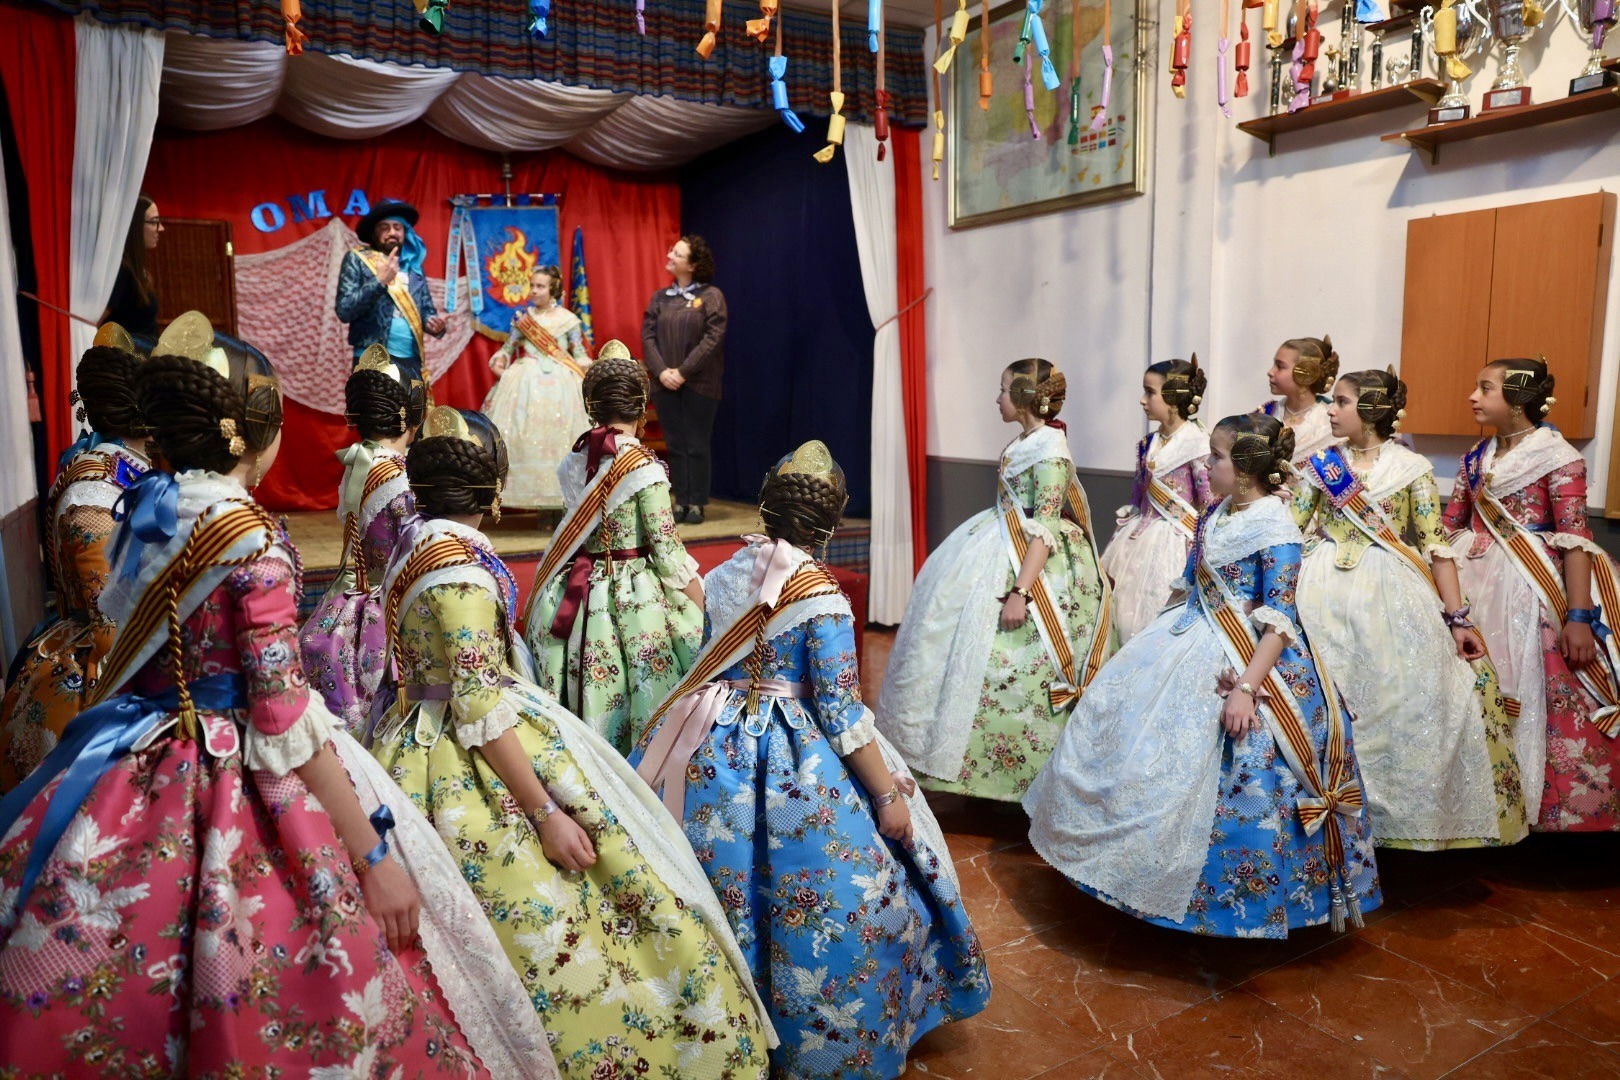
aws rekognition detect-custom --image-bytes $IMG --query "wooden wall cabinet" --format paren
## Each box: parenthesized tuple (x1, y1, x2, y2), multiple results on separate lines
(1399, 192, 1615, 438)
(149, 218, 237, 336)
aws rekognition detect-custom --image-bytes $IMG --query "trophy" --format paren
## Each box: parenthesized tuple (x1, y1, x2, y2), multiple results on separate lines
(1422, 0, 1492, 122)
(1483, 0, 1543, 109)
(1371, 27, 1385, 87)
(1568, 0, 1618, 93)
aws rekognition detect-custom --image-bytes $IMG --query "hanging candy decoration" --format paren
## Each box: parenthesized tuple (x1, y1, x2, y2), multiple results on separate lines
(1023, 51, 1041, 137)
(1218, 0, 1233, 115)
(1263, 0, 1282, 46)
(696, 0, 723, 57)
(282, 0, 309, 53)
(747, 0, 779, 43)
(933, 0, 948, 178)
(869, 0, 883, 52)
(1170, 0, 1191, 98)
(528, 0, 550, 37)
(1236, 13, 1253, 95)
(936, 0, 971, 73)
(875, 19, 891, 160)
(1301, 0, 1321, 86)
(815, 0, 847, 162)
(1068, 0, 1084, 147)
(979, 0, 995, 109)
(636, 0, 646, 34)
(1026, 0, 1062, 90)
(1091, 0, 1113, 129)
(769, 21, 805, 132)
(415, 0, 449, 35)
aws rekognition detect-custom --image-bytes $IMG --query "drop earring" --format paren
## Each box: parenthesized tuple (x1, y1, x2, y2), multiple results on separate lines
(249, 453, 262, 490)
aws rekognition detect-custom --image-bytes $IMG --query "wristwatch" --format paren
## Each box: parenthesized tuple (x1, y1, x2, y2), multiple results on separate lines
(527, 800, 560, 830)
(1235, 681, 1256, 698)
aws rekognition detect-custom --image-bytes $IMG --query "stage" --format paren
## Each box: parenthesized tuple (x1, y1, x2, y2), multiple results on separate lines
(284, 498, 875, 645)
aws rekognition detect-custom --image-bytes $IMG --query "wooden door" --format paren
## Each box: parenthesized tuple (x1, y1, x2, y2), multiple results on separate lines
(1399, 208, 1497, 436)
(1487, 192, 1614, 441)
(148, 218, 237, 335)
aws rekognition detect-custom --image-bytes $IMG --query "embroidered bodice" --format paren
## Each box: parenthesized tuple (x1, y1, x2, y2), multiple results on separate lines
(491, 303, 589, 374)
(54, 443, 148, 632)
(1118, 424, 1212, 537)
(1443, 427, 1595, 566)
(1171, 496, 1306, 647)
(558, 442, 696, 588)
(1000, 425, 1079, 551)
(1292, 443, 1454, 570)
(339, 445, 414, 587)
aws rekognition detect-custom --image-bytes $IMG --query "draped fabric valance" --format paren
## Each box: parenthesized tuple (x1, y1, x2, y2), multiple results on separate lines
(49, 0, 929, 127)
(160, 32, 776, 171)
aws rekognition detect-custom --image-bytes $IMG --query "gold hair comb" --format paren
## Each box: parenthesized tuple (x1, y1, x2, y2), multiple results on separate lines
(423, 405, 476, 444)
(93, 321, 138, 357)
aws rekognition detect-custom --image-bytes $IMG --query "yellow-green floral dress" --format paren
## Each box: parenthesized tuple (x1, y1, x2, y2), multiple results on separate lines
(879, 424, 1111, 802)
(372, 518, 772, 1080)
(1291, 441, 1527, 849)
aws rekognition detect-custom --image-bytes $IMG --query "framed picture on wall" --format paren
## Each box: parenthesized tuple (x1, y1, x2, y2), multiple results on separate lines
(948, 0, 1148, 229)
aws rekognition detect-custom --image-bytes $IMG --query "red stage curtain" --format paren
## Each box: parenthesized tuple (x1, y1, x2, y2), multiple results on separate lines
(141, 118, 681, 511)
(1, 5, 76, 470)
(892, 128, 928, 572)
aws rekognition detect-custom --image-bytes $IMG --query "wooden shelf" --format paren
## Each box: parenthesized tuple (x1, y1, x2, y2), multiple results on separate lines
(1381, 86, 1620, 163)
(1390, 0, 1430, 11)
(1365, 10, 1419, 33)
(1237, 79, 1445, 154)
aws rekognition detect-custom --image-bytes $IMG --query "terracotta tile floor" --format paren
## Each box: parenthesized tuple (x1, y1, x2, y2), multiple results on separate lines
(859, 629, 1620, 1080)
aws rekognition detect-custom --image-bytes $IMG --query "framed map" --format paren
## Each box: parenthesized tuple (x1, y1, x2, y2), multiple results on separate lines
(948, 0, 1148, 228)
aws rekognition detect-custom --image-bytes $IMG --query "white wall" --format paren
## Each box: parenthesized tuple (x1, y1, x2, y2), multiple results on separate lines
(922, 2, 1620, 502)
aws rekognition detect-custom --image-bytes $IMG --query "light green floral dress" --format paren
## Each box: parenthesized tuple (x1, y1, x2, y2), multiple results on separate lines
(373, 518, 772, 1080)
(525, 440, 701, 756)
(879, 424, 1111, 802)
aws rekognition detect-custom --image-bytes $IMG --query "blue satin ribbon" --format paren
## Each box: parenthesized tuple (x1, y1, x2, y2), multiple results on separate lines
(0, 673, 246, 916)
(56, 430, 102, 472)
(110, 471, 180, 582)
(1568, 605, 1612, 642)
(369, 803, 395, 839)
(769, 57, 805, 132)
(528, 0, 549, 37)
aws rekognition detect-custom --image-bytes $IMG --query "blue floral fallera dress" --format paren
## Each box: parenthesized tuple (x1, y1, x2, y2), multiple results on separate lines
(632, 543, 991, 1077)
(1025, 496, 1383, 938)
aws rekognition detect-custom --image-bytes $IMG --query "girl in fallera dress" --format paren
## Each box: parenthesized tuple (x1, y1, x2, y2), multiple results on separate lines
(1261, 336, 1340, 472)
(1443, 358, 1620, 831)
(0, 314, 557, 1078)
(878, 359, 1112, 802)
(1024, 413, 1382, 937)
(1101, 356, 1213, 643)
(370, 406, 774, 1080)
(481, 265, 594, 511)
(522, 346, 702, 755)
(1292, 369, 1527, 849)
(0, 326, 151, 789)
(300, 345, 426, 734)
(632, 441, 991, 1079)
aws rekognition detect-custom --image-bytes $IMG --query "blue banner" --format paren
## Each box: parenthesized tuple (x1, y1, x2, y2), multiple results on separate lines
(445, 197, 561, 342)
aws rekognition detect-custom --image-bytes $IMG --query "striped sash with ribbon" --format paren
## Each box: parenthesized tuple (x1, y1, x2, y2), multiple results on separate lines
(996, 471, 1113, 712)
(515, 311, 589, 380)
(1469, 471, 1620, 737)
(383, 534, 483, 671)
(1145, 468, 1200, 539)
(1304, 445, 1438, 593)
(1192, 557, 1366, 930)
(339, 455, 408, 594)
(519, 443, 661, 630)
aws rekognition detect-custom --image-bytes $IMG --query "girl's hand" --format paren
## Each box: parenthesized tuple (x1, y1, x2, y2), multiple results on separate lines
(360, 857, 421, 956)
(876, 799, 913, 846)
(539, 812, 598, 871)
(1562, 620, 1599, 667)
(1452, 625, 1487, 662)
(1221, 689, 1260, 739)
(1000, 593, 1028, 631)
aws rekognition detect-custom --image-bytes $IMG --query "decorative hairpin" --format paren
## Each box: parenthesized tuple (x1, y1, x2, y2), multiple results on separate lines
(423, 405, 477, 443)
(220, 418, 246, 457)
(154, 311, 229, 380)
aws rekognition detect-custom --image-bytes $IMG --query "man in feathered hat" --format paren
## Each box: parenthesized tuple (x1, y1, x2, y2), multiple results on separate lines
(335, 199, 447, 372)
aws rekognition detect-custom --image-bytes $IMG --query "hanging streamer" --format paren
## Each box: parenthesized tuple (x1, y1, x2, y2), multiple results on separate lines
(637, 0, 645, 33)
(747, 0, 779, 42)
(869, 0, 883, 51)
(696, 0, 722, 57)
(769, 20, 804, 132)
(875, 19, 891, 160)
(413, 0, 448, 35)
(528, 0, 549, 37)
(1263, 0, 1281, 47)
(1090, 0, 1113, 129)
(815, 0, 847, 162)
(1067, 0, 1083, 146)
(1236, 16, 1252, 96)
(1027, 0, 1062, 90)
(1023, 52, 1040, 137)
(1218, 0, 1233, 115)
(936, 0, 970, 73)
(933, 0, 947, 178)
(979, 0, 994, 109)
(1170, 0, 1191, 98)
(282, 0, 309, 53)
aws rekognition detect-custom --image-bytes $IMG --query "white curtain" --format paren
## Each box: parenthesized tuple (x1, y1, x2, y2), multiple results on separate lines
(69, 17, 165, 365)
(154, 31, 774, 171)
(0, 135, 40, 655)
(844, 123, 913, 625)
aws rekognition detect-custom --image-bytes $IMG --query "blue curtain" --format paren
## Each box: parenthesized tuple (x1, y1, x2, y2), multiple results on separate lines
(679, 126, 874, 517)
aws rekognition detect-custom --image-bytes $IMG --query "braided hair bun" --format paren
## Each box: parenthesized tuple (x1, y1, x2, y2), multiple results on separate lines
(759, 441, 849, 550)
(1004, 358, 1068, 420)
(1215, 412, 1294, 493)
(1341, 367, 1409, 439)
(1147, 355, 1207, 419)
(408, 408, 509, 518)
(136, 320, 283, 474)
(1283, 335, 1340, 396)
(76, 345, 148, 439)
(1489, 357, 1557, 419)
(344, 350, 428, 441)
(582, 346, 651, 425)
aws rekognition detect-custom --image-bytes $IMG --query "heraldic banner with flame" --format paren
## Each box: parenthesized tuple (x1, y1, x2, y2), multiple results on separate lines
(445, 195, 562, 342)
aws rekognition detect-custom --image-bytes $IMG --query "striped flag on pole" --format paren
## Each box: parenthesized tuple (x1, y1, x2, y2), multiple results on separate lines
(568, 226, 596, 355)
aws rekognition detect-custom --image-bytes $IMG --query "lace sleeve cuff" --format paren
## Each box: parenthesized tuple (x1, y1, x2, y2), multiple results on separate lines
(1114, 505, 1137, 521)
(1549, 533, 1608, 559)
(1022, 517, 1060, 553)
(243, 695, 336, 775)
(1249, 605, 1301, 648)
(454, 694, 525, 750)
(1421, 539, 1462, 562)
(826, 706, 878, 756)
(658, 551, 700, 591)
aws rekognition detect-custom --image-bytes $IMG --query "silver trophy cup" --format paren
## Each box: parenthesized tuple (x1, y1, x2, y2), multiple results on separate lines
(1422, 0, 1492, 118)
(1484, 0, 1537, 107)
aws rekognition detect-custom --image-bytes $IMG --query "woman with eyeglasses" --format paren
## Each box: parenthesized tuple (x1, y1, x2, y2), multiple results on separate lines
(100, 194, 163, 336)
